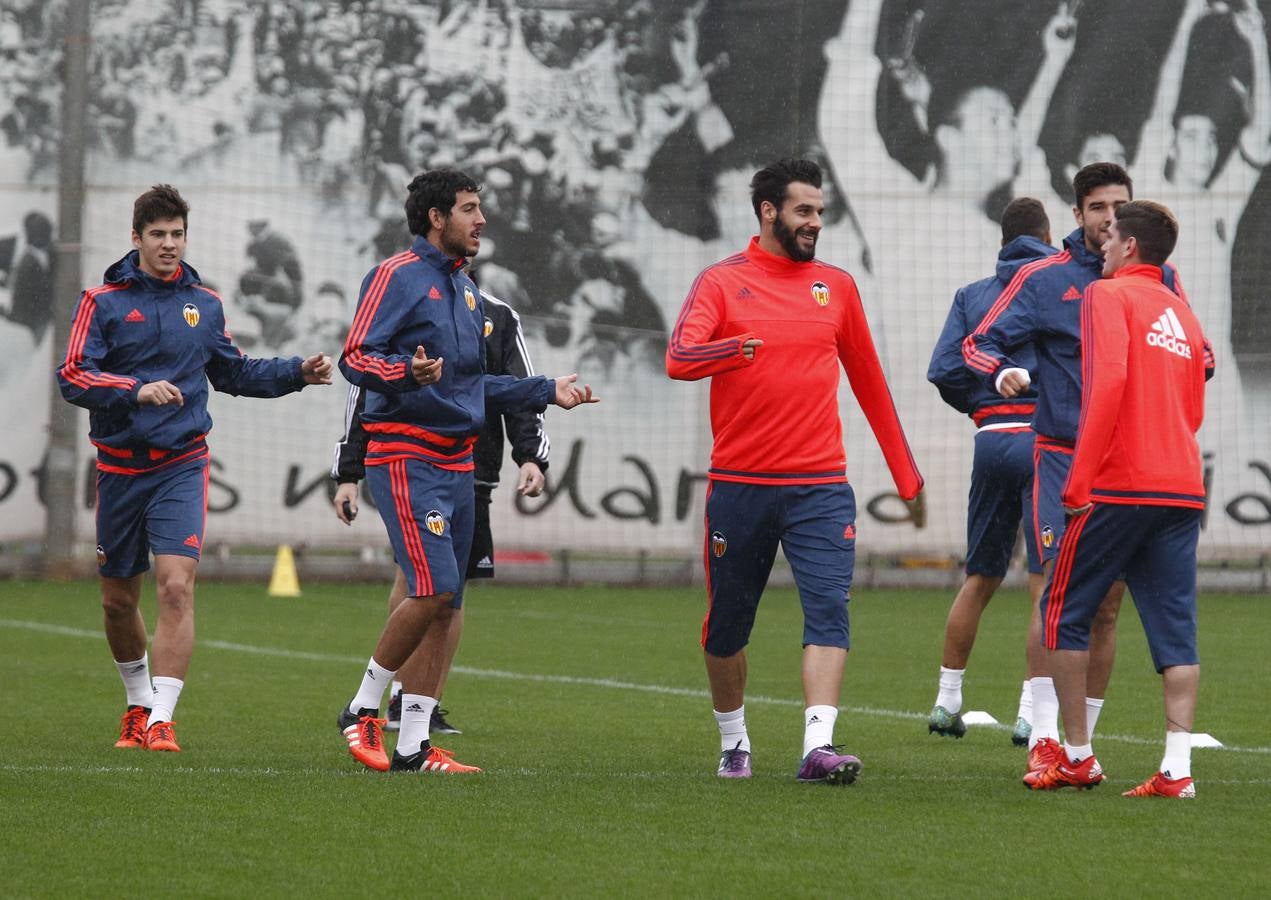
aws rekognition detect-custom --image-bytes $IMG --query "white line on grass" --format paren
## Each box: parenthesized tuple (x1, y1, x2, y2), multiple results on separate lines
(5, 617, 1269, 756)
(3, 762, 1270, 787)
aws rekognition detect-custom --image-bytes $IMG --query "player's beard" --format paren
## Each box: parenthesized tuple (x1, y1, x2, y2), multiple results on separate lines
(773, 214, 817, 262)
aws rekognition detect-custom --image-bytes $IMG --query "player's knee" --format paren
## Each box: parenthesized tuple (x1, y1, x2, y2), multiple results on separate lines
(155, 573, 195, 611)
(100, 589, 138, 619)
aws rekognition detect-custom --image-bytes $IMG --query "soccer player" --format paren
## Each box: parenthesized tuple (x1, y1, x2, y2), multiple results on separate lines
(336, 168, 595, 775)
(666, 158, 923, 784)
(57, 184, 333, 752)
(332, 289, 550, 736)
(962, 162, 1186, 781)
(1028, 201, 1211, 797)
(925, 198, 1052, 744)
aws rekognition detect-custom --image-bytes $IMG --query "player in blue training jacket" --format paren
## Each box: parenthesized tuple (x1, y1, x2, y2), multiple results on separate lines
(57, 184, 334, 753)
(925, 198, 1051, 746)
(961, 163, 1196, 783)
(335, 168, 596, 775)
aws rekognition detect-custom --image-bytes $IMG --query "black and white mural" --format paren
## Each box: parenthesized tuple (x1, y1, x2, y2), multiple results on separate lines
(2, 0, 1268, 557)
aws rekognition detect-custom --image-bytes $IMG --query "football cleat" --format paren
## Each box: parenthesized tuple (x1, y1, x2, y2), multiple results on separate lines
(385, 691, 401, 732)
(1022, 737, 1064, 787)
(143, 720, 181, 752)
(797, 745, 862, 785)
(430, 706, 462, 735)
(1011, 717, 1032, 747)
(717, 742, 752, 779)
(1028, 753, 1104, 791)
(115, 705, 151, 749)
(1123, 771, 1196, 799)
(928, 705, 967, 738)
(338, 704, 389, 772)
(390, 743, 481, 774)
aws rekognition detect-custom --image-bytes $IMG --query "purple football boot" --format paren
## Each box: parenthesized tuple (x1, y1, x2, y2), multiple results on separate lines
(717, 742, 752, 779)
(797, 745, 862, 785)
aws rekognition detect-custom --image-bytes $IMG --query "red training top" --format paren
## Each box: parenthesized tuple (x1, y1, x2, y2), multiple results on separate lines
(666, 237, 922, 498)
(1064, 264, 1208, 509)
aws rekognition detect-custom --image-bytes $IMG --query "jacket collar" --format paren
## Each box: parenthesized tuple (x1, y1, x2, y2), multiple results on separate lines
(1111, 263, 1164, 282)
(742, 236, 814, 275)
(103, 250, 202, 290)
(412, 235, 467, 273)
(1062, 228, 1103, 272)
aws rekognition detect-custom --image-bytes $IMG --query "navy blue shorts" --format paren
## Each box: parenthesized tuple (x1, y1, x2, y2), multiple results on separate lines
(95, 456, 209, 579)
(1041, 503, 1200, 672)
(701, 480, 856, 656)
(366, 458, 474, 607)
(967, 428, 1041, 576)
(1033, 439, 1075, 565)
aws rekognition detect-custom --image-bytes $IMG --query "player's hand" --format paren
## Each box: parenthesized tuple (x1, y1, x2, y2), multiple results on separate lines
(412, 345, 444, 385)
(997, 369, 1031, 398)
(302, 352, 333, 385)
(906, 488, 927, 529)
(741, 338, 763, 360)
(553, 375, 598, 409)
(516, 461, 545, 497)
(334, 482, 359, 524)
(138, 380, 183, 407)
(1064, 501, 1093, 517)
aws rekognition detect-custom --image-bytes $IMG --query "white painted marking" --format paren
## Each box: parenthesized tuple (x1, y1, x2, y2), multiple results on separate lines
(0, 618, 1263, 754)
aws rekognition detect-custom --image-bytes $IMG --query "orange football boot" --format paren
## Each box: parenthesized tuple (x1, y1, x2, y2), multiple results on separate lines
(1123, 771, 1196, 798)
(1021, 737, 1064, 787)
(340, 707, 390, 772)
(1028, 753, 1105, 790)
(144, 720, 181, 752)
(114, 705, 150, 749)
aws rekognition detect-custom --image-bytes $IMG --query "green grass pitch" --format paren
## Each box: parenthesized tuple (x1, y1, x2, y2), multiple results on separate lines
(1, 578, 1268, 897)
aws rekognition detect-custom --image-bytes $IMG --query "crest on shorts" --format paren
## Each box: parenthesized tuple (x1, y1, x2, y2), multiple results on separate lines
(843, 523, 856, 540)
(425, 510, 446, 537)
(1041, 525, 1055, 549)
(711, 531, 727, 558)
(464, 286, 477, 311)
(95, 545, 107, 567)
(182, 302, 200, 327)
(484, 317, 494, 338)
(811, 281, 830, 307)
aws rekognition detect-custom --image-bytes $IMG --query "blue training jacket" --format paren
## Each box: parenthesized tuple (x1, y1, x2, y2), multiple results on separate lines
(928, 235, 1051, 427)
(57, 251, 306, 472)
(961, 227, 1185, 444)
(339, 236, 553, 468)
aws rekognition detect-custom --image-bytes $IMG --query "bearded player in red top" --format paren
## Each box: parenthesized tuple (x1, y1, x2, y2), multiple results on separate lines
(667, 158, 924, 784)
(1029, 201, 1212, 798)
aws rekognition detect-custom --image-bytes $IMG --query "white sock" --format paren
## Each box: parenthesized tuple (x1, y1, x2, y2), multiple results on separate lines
(713, 706, 750, 754)
(389, 679, 403, 702)
(115, 654, 154, 708)
(1161, 730, 1192, 780)
(1086, 697, 1105, 737)
(349, 658, 397, 714)
(1029, 677, 1060, 749)
(1016, 679, 1033, 724)
(935, 666, 965, 714)
(802, 705, 838, 757)
(147, 676, 184, 727)
(396, 694, 438, 757)
(1064, 741, 1093, 764)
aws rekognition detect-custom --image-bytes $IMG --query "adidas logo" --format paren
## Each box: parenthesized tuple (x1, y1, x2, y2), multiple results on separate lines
(428, 286, 442, 300)
(125, 308, 146, 322)
(808, 715, 821, 724)
(1147, 307, 1193, 359)
(1061, 285, 1082, 301)
(736, 286, 754, 300)
(129, 664, 146, 673)
(183, 534, 200, 548)
(475, 555, 493, 568)
(406, 703, 424, 712)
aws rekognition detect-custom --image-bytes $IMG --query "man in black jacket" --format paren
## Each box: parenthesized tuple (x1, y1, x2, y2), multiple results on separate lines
(331, 290, 549, 736)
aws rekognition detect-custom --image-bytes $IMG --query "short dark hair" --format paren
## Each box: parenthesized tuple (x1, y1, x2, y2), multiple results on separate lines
(1000, 197, 1050, 244)
(1113, 200, 1178, 266)
(404, 168, 481, 237)
(132, 184, 189, 234)
(1072, 162, 1133, 210)
(750, 158, 822, 220)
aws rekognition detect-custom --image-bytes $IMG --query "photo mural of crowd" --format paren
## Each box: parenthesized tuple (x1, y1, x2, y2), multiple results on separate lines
(4, 0, 1271, 396)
